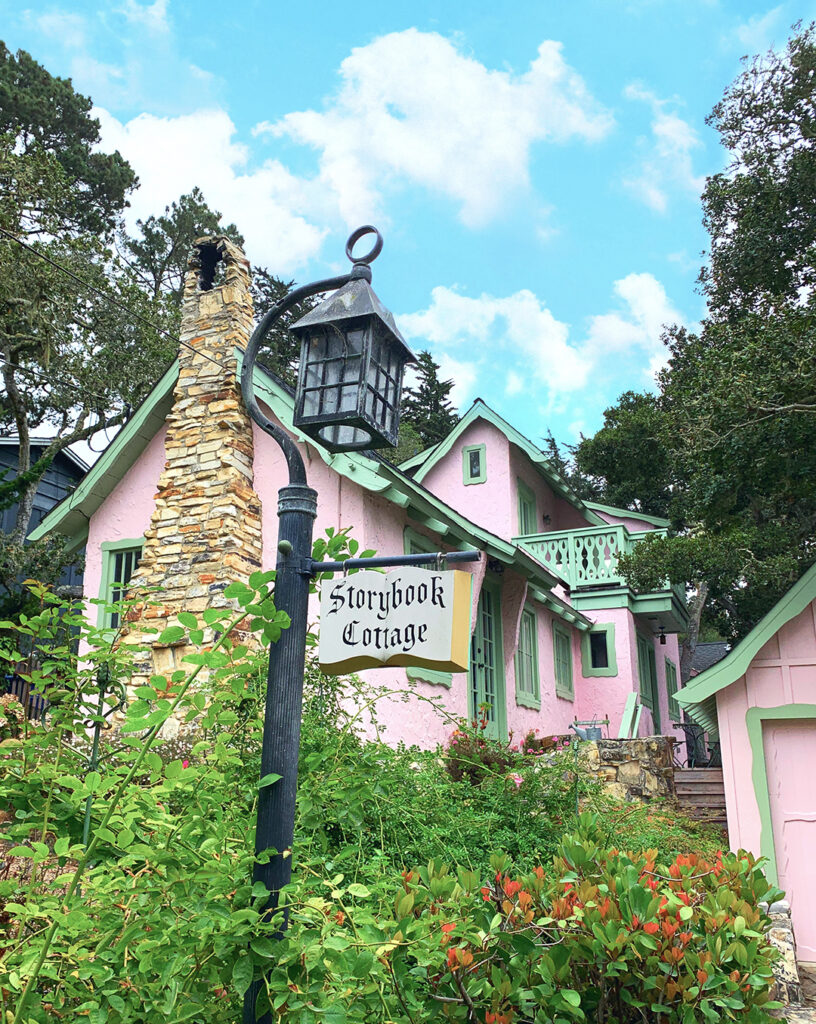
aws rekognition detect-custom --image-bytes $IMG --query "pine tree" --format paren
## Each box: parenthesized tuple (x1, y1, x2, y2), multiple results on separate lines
(400, 351, 459, 449)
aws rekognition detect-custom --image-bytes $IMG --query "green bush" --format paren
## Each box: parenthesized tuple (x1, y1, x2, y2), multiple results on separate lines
(0, 560, 778, 1022)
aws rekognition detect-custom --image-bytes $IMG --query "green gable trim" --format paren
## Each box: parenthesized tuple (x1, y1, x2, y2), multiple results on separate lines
(676, 560, 816, 713)
(747, 703, 816, 887)
(410, 399, 604, 527)
(28, 359, 180, 544)
(584, 500, 671, 529)
(30, 351, 573, 605)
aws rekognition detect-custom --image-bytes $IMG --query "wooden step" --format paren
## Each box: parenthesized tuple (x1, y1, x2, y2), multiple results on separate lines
(676, 769, 723, 781)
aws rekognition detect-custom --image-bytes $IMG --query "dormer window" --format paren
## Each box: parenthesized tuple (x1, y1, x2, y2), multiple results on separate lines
(517, 479, 536, 535)
(462, 444, 486, 485)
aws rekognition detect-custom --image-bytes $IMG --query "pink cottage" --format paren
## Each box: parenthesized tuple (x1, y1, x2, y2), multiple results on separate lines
(30, 238, 687, 750)
(676, 562, 816, 966)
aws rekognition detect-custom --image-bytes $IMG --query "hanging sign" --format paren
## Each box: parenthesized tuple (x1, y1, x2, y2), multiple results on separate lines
(319, 566, 472, 675)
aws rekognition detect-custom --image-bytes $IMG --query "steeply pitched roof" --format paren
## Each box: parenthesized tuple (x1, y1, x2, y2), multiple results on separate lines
(690, 641, 730, 676)
(30, 358, 592, 631)
(0, 436, 90, 474)
(400, 399, 605, 526)
(676, 561, 816, 734)
(583, 500, 671, 530)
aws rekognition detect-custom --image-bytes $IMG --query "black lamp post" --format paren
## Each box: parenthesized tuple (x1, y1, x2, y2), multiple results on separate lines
(239, 226, 414, 1024)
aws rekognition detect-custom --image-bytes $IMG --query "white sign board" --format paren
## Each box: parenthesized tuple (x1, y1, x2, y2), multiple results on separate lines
(319, 567, 472, 675)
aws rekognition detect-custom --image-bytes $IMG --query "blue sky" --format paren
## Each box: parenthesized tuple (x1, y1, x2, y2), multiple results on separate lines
(2, 0, 810, 448)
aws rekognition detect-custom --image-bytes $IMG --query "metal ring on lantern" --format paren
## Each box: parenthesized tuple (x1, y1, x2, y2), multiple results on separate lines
(345, 225, 383, 266)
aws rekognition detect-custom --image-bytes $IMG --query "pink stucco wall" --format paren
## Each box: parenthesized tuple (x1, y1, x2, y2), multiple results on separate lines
(716, 598, 816, 854)
(84, 424, 168, 614)
(420, 419, 593, 542)
(83, 404, 682, 752)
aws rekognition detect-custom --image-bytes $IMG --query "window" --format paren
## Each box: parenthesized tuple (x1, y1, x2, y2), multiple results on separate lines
(515, 606, 540, 708)
(665, 658, 681, 722)
(553, 621, 574, 699)
(580, 623, 617, 677)
(636, 633, 661, 731)
(99, 539, 143, 629)
(517, 479, 536, 535)
(462, 444, 486, 485)
(402, 527, 452, 687)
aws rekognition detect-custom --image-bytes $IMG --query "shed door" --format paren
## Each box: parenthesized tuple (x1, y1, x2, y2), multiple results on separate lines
(764, 719, 816, 960)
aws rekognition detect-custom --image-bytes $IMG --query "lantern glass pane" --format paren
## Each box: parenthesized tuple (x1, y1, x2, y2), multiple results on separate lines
(365, 324, 402, 435)
(301, 325, 366, 420)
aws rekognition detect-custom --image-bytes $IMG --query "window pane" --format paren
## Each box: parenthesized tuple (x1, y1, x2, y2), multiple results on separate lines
(469, 449, 481, 478)
(109, 546, 142, 629)
(589, 631, 609, 669)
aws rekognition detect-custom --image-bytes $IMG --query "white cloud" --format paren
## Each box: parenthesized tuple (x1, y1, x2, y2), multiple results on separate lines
(733, 6, 783, 52)
(623, 84, 705, 212)
(28, 10, 86, 49)
(95, 107, 327, 272)
(398, 271, 681, 404)
(256, 29, 613, 228)
(118, 0, 170, 34)
(436, 355, 480, 407)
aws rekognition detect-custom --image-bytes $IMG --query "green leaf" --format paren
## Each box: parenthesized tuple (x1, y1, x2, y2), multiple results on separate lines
(562, 990, 581, 1007)
(259, 773, 282, 789)
(177, 611, 198, 628)
(165, 760, 183, 779)
(232, 955, 253, 996)
(351, 950, 374, 979)
(679, 904, 694, 921)
(159, 625, 185, 644)
(118, 828, 135, 849)
(347, 883, 371, 898)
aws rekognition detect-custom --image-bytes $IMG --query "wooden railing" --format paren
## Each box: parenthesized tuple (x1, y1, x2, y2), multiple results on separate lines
(514, 525, 667, 590)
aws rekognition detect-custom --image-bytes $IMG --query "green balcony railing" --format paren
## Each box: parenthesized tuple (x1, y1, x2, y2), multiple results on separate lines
(513, 525, 667, 590)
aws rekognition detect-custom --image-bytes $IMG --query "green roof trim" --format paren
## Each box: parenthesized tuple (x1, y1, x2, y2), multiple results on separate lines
(675, 561, 816, 732)
(28, 360, 180, 544)
(30, 355, 568, 597)
(583, 500, 671, 529)
(407, 399, 605, 526)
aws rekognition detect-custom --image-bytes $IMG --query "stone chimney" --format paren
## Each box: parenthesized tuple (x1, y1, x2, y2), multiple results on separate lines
(123, 237, 263, 683)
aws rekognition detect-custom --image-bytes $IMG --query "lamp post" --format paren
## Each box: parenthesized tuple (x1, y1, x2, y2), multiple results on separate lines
(239, 226, 414, 1024)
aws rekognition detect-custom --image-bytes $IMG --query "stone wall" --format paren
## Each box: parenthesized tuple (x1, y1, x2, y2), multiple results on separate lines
(122, 237, 263, 689)
(761, 899, 803, 1006)
(583, 736, 676, 802)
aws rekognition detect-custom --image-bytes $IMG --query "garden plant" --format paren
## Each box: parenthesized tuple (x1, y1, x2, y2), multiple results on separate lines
(0, 533, 779, 1022)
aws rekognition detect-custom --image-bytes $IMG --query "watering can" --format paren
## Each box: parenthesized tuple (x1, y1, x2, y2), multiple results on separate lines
(570, 721, 603, 741)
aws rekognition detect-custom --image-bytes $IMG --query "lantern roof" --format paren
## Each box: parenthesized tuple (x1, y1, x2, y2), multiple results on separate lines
(290, 278, 416, 360)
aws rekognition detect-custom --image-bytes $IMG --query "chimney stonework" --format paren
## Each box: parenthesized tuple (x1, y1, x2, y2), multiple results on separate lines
(123, 237, 263, 686)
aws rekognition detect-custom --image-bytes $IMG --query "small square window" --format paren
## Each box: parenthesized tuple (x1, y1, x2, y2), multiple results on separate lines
(580, 623, 617, 677)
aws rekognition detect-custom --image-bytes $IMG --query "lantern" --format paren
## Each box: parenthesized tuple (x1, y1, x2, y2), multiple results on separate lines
(290, 275, 416, 453)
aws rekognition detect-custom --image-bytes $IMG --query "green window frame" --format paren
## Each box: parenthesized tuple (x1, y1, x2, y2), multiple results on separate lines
(665, 658, 681, 722)
(553, 621, 574, 700)
(462, 444, 486, 485)
(514, 605, 540, 708)
(403, 526, 453, 687)
(636, 632, 661, 732)
(98, 538, 144, 629)
(517, 479, 536, 535)
(580, 623, 617, 677)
